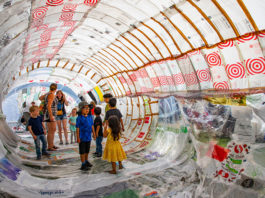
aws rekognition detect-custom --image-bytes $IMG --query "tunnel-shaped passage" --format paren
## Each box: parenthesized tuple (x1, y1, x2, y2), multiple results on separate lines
(0, 0, 265, 197)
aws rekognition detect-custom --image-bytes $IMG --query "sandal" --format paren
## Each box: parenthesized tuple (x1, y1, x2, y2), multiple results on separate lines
(53, 146, 59, 149)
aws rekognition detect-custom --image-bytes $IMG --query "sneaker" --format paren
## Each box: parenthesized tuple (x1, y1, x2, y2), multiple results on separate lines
(66, 142, 69, 145)
(85, 161, 93, 167)
(36, 156, 41, 160)
(93, 152, 98, 156)
(42, 152, 51, 156)
(59, 142, 63, 145)
(80, 164, 89, 171)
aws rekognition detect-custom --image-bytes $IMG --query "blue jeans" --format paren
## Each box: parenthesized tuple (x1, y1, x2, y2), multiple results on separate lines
(34, 134, 47, 158)
(96, 136, 103, 155)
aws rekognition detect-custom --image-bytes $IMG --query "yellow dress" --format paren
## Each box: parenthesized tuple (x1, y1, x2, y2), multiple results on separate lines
(103, 129, 127, 162)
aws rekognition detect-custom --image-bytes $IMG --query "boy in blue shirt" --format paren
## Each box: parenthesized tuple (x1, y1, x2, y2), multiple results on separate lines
(28, 106, 50, 160)
(76, 101, 96, 171)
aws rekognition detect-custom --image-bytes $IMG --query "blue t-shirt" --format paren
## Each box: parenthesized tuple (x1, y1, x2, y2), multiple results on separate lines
(28, 116, 44, 135)
(76, 115, 93, 142)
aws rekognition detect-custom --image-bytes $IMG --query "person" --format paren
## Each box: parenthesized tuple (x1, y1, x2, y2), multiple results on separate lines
(31, 101, 35, 107)
(56, 90, 69, 145)
(76, 101, 96, 171)
(103, 93, 113, 114)
(39, 83, 58, 151)
(93, 107, 103, 157)
(28, 106, 50, 160)
(90, 101, 96, 116)
(104, 98, 124, 132)
(69, 108, 78, 144)
(103, 115, 127, 174)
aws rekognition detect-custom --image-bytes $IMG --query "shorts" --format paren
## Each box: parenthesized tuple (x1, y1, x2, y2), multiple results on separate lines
(79, 141, 91, 154)
(44, 119, 56, 122)
(56, 114, 67, 120)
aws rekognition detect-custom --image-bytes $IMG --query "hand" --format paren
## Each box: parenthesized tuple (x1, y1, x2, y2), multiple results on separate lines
(122, 127, 125, 132)
(50, 116, 55, 122)
(93, 136, 96, 141)
(77, 138, 80, 143)
(33, 135, 37, 140)
(43, 129, 47, 135)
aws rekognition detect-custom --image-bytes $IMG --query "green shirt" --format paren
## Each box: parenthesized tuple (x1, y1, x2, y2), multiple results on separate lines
(105, 103, 110, 113)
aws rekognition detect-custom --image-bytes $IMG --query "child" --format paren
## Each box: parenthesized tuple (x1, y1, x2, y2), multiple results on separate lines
(93, 107, 103, 157)
(76, 101, 96, 171)
(103, 115, 127, 174)
(103, 93, 113, 113)
(28, 106, 50, 160)
(69, 108, 78, 144)
(104, 98, 124, 132)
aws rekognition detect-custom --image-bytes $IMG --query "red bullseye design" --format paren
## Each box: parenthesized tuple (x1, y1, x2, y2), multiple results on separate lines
(139, 69, 148, 78)
(173, 73, 184, 85)
(188, 50, 201, 56)
(59, 12, 74, 21)
(213, 81, 229, 90)
(197, 69, 211, 82)
(151, 77, 160, 87)
(184, 72, 198, 86)
(159, 76, 168, 86)
(258, 32, 265, 38)
(206, 52, 222, 67)
(246, 57, 265, 75)
(218, 40, 234, 49)
(167, 76, 174, 85)
(84, 0, 98, 6)
(46, 0, 64, 6)
(32, 6, 48, 20)
(226, 62, 245, 79)
(238, 33, 257, 44)
(62, 4, 78, 12)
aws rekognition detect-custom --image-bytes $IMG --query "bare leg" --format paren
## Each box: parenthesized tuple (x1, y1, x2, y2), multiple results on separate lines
(109, 162, 116, 174)
(84, 153, 88, 161)
(57, 120, 63, 143)
(47, 122, 57, 149)
(62, 119, 68, 143)
(118, 161, 123, 169)
(70, 130, 73, 143)
(80, 154, 85, 163)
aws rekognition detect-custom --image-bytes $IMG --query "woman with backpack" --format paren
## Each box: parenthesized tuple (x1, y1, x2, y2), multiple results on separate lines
(56, 90, 69, 145)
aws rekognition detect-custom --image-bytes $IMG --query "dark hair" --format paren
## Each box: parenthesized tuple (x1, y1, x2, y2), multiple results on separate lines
(94, 107, 101, 115)
(50, 83, 57, 91)
(108, 116, 121, 141)
(109, 98, 117, 107)
(103, 93, 113, 99)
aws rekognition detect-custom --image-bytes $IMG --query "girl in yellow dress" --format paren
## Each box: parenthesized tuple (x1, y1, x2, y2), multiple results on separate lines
(103, 115, 127, 174)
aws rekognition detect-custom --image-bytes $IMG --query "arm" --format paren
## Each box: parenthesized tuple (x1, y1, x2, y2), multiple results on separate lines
(39, 94, 45, 101)
(92, 126, 96, 140)
(120, 118, 124, 132)
(103, 125, 109, 138)
(47, 94, 55, 121)
(76, 128, 80, 143)
(28, 126, 37, 140)
(95, 125, 100, 137)
(42, 122, 47, 135)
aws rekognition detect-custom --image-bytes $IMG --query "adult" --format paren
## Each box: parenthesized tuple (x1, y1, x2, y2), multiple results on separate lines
(39, 83, 58, 151)
(56, 90, 69, 145)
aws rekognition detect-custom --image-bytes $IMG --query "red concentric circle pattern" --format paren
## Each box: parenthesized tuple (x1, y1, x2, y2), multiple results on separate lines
(59, 12, 74, 21)
(32, 6, 48, 20)
(84, 0, 98, 6)
(246, 57, 265, 75)
(206, 52, 222, 67)
(237, 33, 257, 44)
(218, 40, 234, 49)
(184, 72, 198, 86)
(225, 62, 245, 79)
(213, 81, 229, 90)
(173, 73, 184, 85)
(197, 69, 211, 82)
(46, 0, 64, 6)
